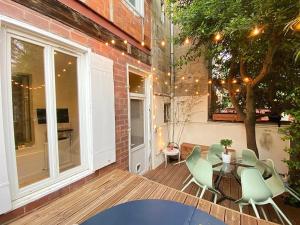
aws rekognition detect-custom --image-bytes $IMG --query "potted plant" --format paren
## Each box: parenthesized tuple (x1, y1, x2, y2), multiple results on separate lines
(220, 139, 233, 163)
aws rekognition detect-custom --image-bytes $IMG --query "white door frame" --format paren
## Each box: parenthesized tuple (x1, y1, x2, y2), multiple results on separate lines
(0, 16, 93, 209)
(127, 64, 152, 174)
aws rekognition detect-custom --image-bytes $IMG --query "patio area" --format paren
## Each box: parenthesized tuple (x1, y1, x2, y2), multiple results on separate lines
(145, 157, 300, 225)
(7, 169, 277, 225)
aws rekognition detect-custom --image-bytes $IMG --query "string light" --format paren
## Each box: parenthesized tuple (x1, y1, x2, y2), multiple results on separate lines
(185, 89, 188, 92)
(195, 79, 199, 83)
(63, 69, 66, 72)
(250, 26, 261, 37)
(232, 79, 237, 84)
(236, 88, 240, 93)
(175, 85, 178, 89)
(181, 76, 185, 80)
(68, 61, 72, 65)
(195, 91, 199, 95)
(124, 40, 128, 44)
(141, 41, 145, 46)
(105, 42, 109, 46)
(292, 21, 300, 31)
(161, 40, 166, 47)
(214, 32, 222, 42)
(122, 52, 125, 56)
(152, 67, 156, 71)
(167, 72, 171, 76)
(243, 77, 250, 83)
(137, 60, 141, 64)
(164, 81, 168, 85)
(57, 74, 61, 77)
(184, 37, 190, 44)
(221, 80, 225, 84)
(208, 80, 212, 84)
(111, 40, 115, 44)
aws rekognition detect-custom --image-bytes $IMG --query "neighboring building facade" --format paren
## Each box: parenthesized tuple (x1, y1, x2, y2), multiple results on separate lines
(0, 0, 152, 222)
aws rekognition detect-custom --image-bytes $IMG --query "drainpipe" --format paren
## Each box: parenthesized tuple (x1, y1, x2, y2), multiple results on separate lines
(170, 4, 175, 143)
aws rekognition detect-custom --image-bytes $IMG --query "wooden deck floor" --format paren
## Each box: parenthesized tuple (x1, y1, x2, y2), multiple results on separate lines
(9, 169, 276, 225)
(145, 163, 299, 225)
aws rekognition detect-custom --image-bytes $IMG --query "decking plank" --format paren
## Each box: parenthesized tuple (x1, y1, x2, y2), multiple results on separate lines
(10, 169, 127, 225)
(9, 169, 278, 225)
(197, 199, 212, 214)
(225, 208, 241, 225)
(210, 203, 226, 222)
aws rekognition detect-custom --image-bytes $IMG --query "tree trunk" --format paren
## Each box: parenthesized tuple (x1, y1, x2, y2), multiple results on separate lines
(245, 85, 259, 157)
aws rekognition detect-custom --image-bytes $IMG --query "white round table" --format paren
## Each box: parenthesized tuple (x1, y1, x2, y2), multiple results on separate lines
(163, 148, 180, 168)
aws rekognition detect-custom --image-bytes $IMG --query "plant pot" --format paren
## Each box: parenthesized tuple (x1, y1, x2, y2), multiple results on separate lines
(222, 152, 231, 163)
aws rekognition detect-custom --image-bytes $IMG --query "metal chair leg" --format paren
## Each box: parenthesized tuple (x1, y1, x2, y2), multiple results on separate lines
(183, 174, 192, 184)
(269, 198, 292, 225)
(250, 199, 260, 219)
(260, 206, 268, 221)
(181, 179, 193, 192)
(213, 193, 218, 204)
(286, 187, 300, 202)
(199, 186, 206, 199)
(238, 204, 243, 213)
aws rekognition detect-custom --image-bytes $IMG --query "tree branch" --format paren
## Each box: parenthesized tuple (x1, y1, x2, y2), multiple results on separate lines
(228, 62, 246, 120)
(252, 38, 279, 87)
(239, 57, 247, 79)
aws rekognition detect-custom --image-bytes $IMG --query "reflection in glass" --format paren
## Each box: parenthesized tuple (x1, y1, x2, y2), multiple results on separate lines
(129, 72, 144, 94)
(11, 38, 50, 188)
(54, 51, 81, 172)
(130, 99, 144, 148)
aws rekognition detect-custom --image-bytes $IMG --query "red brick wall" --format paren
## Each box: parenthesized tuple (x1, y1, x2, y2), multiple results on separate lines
(78, 0, 151, 47)
(0, 0, 151, 223)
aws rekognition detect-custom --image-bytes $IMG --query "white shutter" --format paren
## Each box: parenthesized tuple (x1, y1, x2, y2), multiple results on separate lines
(90, 53, 116, 171)
(0, 115, 12, 214)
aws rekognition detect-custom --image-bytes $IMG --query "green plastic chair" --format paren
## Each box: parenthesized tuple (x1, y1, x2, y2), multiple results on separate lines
(265, 159, 300, 201)
(181, 158, 220, 203)
(182, 146, 201, 184)
(237, 160, 267, 178)
(240, 149, 258, 166)
(206, 144, 224, 171)
(236, 168, 292, 225)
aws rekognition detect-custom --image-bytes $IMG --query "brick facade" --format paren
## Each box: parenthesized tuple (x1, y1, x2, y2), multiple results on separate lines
(0, 0, 151, 223)
(78, 0, 152, 47)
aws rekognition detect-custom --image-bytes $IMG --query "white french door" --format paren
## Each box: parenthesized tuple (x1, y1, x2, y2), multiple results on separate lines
(1, 29, 89, 200)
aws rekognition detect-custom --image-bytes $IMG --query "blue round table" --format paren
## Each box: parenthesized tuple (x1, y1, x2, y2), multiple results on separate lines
(81, 199, 226, 225)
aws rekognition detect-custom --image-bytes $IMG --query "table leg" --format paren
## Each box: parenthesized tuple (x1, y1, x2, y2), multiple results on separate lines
(164, 154, 167, 168)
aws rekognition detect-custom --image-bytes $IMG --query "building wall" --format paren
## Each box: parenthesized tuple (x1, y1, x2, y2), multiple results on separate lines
(150, 0, 172, 168)
(0, 0, 151, 222)
(173, 95, 290, 174)
(78, 0, 152, 47)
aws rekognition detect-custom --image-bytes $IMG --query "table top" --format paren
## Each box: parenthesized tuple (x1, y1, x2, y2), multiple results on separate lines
(81, 199, 226, 225)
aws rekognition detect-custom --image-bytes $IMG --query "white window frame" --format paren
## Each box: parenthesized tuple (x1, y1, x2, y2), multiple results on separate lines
(125, 0, 145, 17)
(127, 64, 152, 174)
(0, 15, 93, 209)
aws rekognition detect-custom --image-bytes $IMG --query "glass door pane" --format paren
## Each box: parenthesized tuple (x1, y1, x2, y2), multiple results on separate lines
(130, 99, 144, 149)
(54, 51, 81, 173)
(11, 38, 49, 188)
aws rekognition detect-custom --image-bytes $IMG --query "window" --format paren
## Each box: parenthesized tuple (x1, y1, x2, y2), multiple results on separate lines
(164, 103, 171, 123)
(161, 1, 165, 24)
(125, 0, 144, 16)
